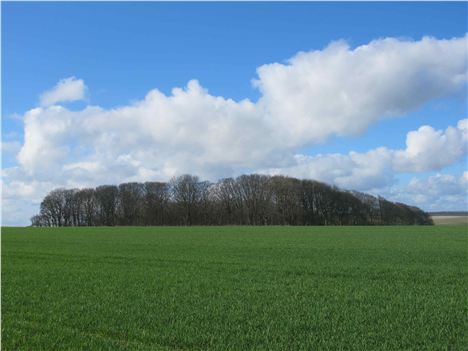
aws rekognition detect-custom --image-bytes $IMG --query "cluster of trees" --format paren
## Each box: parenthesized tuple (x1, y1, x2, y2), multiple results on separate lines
(31, 174, 433, 226)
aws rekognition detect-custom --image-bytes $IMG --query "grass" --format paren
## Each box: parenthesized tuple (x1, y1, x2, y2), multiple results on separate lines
(2, 226, 467, 350)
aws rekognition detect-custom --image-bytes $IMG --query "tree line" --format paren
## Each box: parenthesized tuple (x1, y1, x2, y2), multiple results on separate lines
(31, 174, 433, 226)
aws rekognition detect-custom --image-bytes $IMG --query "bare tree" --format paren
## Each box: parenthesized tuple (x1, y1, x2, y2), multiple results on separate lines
(95, 185, 118, 226)
(32, 174, 433, 227)
(270, 176, 302, 225)
(77, 188, 98, 226)
(143, 182, 169, 225)
(236, 174, 273, 225)
(170, 175, 200, 225)
(118, 183, 145, 225)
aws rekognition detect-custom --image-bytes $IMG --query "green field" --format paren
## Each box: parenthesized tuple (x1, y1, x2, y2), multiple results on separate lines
(2, 226, 467, 350)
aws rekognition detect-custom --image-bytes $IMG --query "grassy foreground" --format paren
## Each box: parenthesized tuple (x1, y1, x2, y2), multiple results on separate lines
(2, 226, 467, 350)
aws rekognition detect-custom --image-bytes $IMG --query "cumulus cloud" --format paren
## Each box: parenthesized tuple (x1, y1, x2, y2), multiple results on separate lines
(3, 35, 468, 224)
(256, 35, 467, 145)
(387, 172, 468, 211)
(263, 148, 395, 191)
(263, 119, 468, 191)
(39, 77, 86, 106)
(16, 36, 468, 181)
(393, 119, 468, 172)
(18, 81, 274, 179)
(1, 167, 57, 226)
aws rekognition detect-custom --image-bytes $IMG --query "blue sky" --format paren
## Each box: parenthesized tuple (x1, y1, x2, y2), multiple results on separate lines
(2, 2, 467, 225)
(4, 3, 466, 114)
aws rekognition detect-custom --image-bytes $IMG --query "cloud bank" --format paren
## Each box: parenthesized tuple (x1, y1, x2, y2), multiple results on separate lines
(255, 35, 467, 144)
(3, 35, 468, 224)
(263, 119, 468, 190)
(17, 36, 468, 179)
(390, 172, 468, 212)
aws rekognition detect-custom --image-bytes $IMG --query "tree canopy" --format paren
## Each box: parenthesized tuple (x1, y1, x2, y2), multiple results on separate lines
(31, 174, 433, 226)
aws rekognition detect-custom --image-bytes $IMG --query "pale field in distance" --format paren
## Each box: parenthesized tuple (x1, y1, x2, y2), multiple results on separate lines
(431, 215, 468, 225)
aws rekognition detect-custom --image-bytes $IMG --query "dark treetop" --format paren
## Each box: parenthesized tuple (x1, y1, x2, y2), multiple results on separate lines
(31, 174, 432, 226)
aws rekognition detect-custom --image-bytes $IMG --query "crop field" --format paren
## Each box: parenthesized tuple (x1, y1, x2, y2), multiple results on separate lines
(2, 226, 467, 350)
(431, 215, 468, 226)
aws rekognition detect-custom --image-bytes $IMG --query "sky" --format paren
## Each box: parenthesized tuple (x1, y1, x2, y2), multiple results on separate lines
(2, 2, 468, 226)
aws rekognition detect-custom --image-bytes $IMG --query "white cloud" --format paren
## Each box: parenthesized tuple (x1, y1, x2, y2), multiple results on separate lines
(262, 119, 468, 191)
(3, 35, 468, 224)
(256, 35, 467, 145)
(18, 81, 274, 179)
(16, 36, 468, 182)
(387, 172, 468, 211)
(393, 119, 468, 172)
(39, 77, 86, 107)
(1, 198, 39, 226)
(1, 168, 56, 226)
(263, 148, 395, 191)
